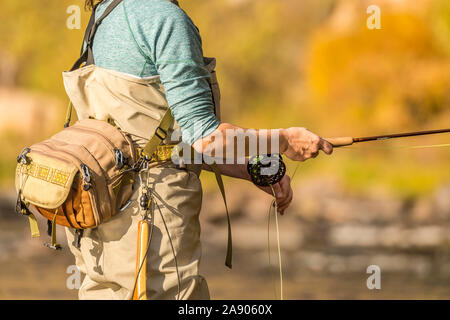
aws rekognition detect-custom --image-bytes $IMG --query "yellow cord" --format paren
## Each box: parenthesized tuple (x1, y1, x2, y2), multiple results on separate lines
(265, 161, 301, 300)
(267, 199, 277, 298)
(268, 184, 283, 300)
(406, 143, 450, 149)
(269, 141, 448, 299)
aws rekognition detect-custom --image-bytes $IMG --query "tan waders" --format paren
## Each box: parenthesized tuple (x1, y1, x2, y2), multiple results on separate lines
(63, 63, 218, 300)
(61, 0, 224, 300)
(64, 162, 208, 300)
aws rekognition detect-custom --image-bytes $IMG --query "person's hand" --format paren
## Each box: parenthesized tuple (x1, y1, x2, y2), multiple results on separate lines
(258, 175, 293, 215)
(280, 127, 333, 161)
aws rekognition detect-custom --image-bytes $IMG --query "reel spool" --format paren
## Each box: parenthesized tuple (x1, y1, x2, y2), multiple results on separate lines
(247, 154, 286, 187)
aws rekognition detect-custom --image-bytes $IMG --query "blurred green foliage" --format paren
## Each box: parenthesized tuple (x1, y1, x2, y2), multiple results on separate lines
(0, 0, 449, 197)
(0, 0, 90, 96)
(431, 0, 450, 55)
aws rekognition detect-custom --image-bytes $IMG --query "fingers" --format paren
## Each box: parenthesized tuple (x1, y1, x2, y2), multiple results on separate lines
(258, 175, 293, 215)
(274, 176, 293, 215)
(304, 137, 332, 159)
(283, 127, 334, 161)
(319, 138, 333, 155)
(272, 182, 283, 198)
(278, 186, 293, 215)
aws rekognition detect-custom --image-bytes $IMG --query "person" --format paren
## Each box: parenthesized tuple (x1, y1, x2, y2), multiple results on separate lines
(64, 0, 333, 300)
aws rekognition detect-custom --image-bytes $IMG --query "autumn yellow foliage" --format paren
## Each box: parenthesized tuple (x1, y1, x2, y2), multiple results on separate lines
(0, 0, 449, 197)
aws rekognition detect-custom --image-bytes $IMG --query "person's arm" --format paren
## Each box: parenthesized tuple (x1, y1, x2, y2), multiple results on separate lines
(196, 124, 333, 215)
(193, 123, 333, 162)
(130, 2, 333, 163)
(131, 2, 331, 214)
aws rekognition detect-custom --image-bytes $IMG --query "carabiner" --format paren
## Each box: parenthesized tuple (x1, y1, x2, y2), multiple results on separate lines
(80, 164, 92, 191)
(115, 148, 125, 169)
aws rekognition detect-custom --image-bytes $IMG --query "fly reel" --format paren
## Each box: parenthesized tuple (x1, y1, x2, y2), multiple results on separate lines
(247, 154, 286, 187)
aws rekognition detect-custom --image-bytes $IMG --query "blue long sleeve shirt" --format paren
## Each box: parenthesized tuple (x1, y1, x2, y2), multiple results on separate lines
(90, 0, 220, 145)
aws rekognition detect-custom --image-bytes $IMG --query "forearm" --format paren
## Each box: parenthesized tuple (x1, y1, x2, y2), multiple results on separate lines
(202, 162, 251, 181)
(192, 122, 289, 162)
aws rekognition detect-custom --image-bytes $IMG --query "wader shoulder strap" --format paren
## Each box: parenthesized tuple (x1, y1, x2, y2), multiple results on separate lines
(80, 3, 98, 55)
(65, 0, 176, 153)
(65, 0, 125, 128)
(70, 0, 124, 71)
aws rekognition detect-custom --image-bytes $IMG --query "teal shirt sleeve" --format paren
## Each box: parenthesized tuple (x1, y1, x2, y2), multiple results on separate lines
(124, 0, 220, 145)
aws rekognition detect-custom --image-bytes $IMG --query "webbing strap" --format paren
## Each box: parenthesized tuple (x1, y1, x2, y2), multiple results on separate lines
(81, 3, 98, 55)
(50, 212, 59, 248)
(28, 213, 40, 238)
(142, 109, 175, 158)
(210, 163, 233, 269)
(65, 0, 125, 128)
(65, 0, 176, 145)
(64, 101, 74, 128)
(86, 0, 124, 65)
(70, 0, 123, 71)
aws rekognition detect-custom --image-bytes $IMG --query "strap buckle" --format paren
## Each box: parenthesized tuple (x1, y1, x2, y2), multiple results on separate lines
(114, 148, 126, 169)
(80, 164, 92, 191)
(15, 192, 31, 216)
(44, 243, 62, 251)
(154, 126, 168, 141)
(73, 229, 84, 249)
(17, 147, 31, 164)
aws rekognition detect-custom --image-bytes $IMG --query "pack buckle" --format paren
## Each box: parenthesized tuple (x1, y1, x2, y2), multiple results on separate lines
(155, 127, 167, 141)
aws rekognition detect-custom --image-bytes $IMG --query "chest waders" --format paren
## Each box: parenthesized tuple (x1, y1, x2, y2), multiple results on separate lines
(67, 0, 231, 300)
(14, 0, 230, 300)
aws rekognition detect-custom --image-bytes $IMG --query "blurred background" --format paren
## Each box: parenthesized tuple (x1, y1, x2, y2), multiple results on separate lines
(1, 0, 450, 299)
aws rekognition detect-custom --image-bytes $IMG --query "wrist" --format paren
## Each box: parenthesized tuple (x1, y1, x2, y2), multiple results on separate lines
(278, 128, 289, 154)
(240, 159, 251, 181)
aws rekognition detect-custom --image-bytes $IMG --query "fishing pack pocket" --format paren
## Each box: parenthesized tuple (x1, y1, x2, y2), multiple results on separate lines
(15, 119, 137, 248)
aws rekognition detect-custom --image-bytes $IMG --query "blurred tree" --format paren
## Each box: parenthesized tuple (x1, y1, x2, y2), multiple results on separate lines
(430, 0, 450, 55)
(0, 0, 89, 98)
(306, 0, 450, 135)
(0, 0, 448, 195)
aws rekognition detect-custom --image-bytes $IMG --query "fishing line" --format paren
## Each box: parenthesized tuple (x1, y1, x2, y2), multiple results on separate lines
(396, 143, 450, 150)
(266, 160, 301, 300)
(247, 155, 285, 299)
(267, 199, 278, 299)
(268, 185, 284, 300)
(256, 130, 448, 299)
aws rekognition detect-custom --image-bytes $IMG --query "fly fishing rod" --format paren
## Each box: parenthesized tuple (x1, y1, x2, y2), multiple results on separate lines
(326, 128, 450, 148)
(248, 128, 450, 186)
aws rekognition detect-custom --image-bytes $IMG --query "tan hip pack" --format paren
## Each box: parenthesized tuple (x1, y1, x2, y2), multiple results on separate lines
(15, 119, 137, 230)
(14, 0, 178, 250)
